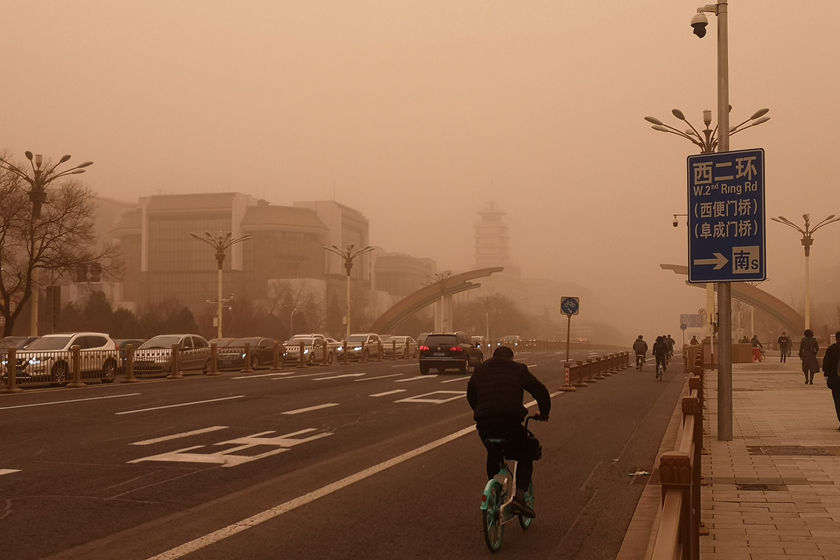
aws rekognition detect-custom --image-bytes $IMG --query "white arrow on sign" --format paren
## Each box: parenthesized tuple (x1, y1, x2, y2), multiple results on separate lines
(693, 253, 729, 270)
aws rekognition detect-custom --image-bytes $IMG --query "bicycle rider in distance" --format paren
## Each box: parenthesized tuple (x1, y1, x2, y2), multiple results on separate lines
(467, 345, 551, 519)
(632, 335, 648, 370)
(653, 336, 670, 375)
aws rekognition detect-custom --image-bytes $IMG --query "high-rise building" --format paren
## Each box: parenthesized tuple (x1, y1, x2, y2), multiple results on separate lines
(474, 202, 512, 271)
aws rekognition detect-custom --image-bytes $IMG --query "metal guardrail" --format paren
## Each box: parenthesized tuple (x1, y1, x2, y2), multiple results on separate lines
(649, 344, 705, 560)
(1, 346, 120, 389)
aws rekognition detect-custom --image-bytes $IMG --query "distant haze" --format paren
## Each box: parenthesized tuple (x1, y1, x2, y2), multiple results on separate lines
(2, 1, 839, 340)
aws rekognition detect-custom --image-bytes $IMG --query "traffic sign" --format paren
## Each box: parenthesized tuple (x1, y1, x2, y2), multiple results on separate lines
(687, 148, 766, 283)
(680, 313, 704, 328)
(560, 296, 579, 316)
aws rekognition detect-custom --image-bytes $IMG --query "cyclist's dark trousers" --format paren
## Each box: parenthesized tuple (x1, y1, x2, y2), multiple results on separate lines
(477, 420, 534, 492)
(655, 355, 667, 373)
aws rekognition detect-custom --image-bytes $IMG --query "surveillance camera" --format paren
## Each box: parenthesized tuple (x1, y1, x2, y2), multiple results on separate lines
(673, 220, 679, 228)
(691, 12, 708, 38)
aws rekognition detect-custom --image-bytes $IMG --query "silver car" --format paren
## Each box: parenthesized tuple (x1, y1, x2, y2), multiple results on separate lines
(133, 334, 211, 376)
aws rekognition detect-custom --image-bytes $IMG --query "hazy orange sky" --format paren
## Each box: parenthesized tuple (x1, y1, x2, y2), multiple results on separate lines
(2, 1, 839, 338)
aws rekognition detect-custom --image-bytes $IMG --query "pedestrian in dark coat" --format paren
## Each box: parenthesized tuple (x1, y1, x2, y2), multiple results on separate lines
(800, 329, 820, 384)
(777, 332, 791, 363)
(821, 331, 840, 429)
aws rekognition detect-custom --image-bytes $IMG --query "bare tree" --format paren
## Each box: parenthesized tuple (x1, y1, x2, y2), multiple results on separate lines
(0, 166, 120, 335)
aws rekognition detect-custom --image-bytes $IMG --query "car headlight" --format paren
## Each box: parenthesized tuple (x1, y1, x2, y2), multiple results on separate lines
(354, 346, 362, 351)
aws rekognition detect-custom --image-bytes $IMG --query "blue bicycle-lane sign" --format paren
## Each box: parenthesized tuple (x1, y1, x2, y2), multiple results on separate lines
(687, 148, 766, 283)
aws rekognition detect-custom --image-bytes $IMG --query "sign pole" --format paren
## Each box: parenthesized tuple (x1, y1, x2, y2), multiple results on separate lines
(559, 296, 579, 392)
(565, 314, 571, 363)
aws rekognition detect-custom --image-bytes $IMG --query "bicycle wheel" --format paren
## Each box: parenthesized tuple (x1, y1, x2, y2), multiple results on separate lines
(518, 481, 535, 529)
(482, 482, 505, 552)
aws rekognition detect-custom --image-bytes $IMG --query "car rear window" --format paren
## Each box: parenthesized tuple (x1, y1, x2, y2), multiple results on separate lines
(424, 335, 457, 347)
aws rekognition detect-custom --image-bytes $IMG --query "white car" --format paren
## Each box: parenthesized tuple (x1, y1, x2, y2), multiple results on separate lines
(14, 332, 120, 385)
(282, 335, 329, 365)
(133, 334, 212, 376)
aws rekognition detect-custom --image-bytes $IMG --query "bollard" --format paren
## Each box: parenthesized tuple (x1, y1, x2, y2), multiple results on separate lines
(122, 344, 139, 383)
(67, 345, 86, 387)
(585, 358, 597, 383)
(167, 344, 183, 379)
(273, 341, 281, 370)
(322, 341, 328, 365)
(1, 348, 23, 393)
(206, 342, 220, 376)
(242, 342, 253, 373)
(377, 340, 382, 362)
(297, 343, 307, 368)
(342, 340, 348, 365)
(361, 342, 367, 363)
(392, 339, 397, 360)
(593, 357, 606, 379)
(559, 360, 576, 392)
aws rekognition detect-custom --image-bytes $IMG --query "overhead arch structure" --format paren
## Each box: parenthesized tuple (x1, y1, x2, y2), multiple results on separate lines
(661, 264, 804, 336)
(370, 266, 504, 334)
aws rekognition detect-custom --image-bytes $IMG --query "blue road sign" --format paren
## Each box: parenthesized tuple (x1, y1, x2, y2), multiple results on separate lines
(560, 296, 579, 316)
(687, 148, 765, 283)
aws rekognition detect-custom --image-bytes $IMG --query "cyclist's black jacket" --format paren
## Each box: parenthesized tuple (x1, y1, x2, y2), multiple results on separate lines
(467, 357, 551, 423)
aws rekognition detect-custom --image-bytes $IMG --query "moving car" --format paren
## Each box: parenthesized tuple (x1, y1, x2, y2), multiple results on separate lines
(217, 337, 276, 370)
(419, 332, 483, 374)
(13, 332, 120, 384)
(133, 334, 211, 376)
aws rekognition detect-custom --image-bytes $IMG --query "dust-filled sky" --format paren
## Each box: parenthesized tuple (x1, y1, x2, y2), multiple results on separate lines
(2, 1, 839, 340)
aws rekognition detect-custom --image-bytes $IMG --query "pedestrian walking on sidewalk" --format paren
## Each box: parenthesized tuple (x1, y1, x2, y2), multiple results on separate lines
(777, 331, 791, 362)
(750, 335, 764, 363)
(821, 331, 840, 429)
(800, 329, 820, 385)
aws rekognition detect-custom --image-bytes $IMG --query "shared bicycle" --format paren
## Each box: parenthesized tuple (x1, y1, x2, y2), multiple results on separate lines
(480, 415, 541, 552)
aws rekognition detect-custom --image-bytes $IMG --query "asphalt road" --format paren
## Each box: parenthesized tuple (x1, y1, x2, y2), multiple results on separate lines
(0, 348, 685, 560)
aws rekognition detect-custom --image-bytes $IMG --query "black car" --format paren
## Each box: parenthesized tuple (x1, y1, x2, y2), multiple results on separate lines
(419, 332, 483, 374)
(217, 337, 276, 370)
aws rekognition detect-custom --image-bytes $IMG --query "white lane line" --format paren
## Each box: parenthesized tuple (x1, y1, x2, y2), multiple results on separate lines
(232, 372, 294, 380)
(370, 389, 406, 397)
(0, 469, 21, 476)
(440, 376, 470, 384)
(0, 393, 140, 411)
(354, 374, 403, 382)
(131, 426, 229, 446)
(271, 372, 336, 380)
(390, 364, 418, 368)
(313, 373, 366, 381)
(116, 396, 244, 416)
(145, 424, 477, 560)
(282, 403, 339, 415)
(395, 375, 436, 383)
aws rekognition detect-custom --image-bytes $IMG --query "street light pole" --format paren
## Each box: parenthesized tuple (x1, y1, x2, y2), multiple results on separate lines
(0, 152, 93, 336)
(323, 244, 374, 343)
(190, 231, 251, 339)
(771, 214, 840, 330)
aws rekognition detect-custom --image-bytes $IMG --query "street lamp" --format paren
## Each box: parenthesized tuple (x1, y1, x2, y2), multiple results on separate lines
(190, 231, 251, 339)
(322, 244, 374, 343)
(0, 152, 93, 336)
(771, 214, 840, 330)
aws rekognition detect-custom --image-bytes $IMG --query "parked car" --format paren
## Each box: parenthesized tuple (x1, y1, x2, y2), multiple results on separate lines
(496, 335, 521, 349)
(217, 337, 276, 370)
(419, 332, 483, 374)
(471, 335, 490, 352)
(325, 337, 345, 361)
(346, 333, 383, 361)
(0, 336, 38, 353)
(133, 334, 211, 376)
(282, 335, 328, 365)
(13, 332, 120, 384)
(382, 335, 418, 358)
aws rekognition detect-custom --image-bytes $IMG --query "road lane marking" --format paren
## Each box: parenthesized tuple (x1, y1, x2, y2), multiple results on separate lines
(354, 374, 403, 382)
(131, 426, 230, 446)
(440, 376, 470, 384)
(145, 424, 477, 560)
(232, 372, 294, 380)
(390, 364, 417, 368)
(116, 396, 244, 415)
(313, 373, 366, 381)
(0, 469, 21, 476)
(271, 372, 336, 380)
(395, 375, 436, 383)
(395, 390, 465, 404)
(0, 393, 140, 411)
(282, 403, 339, 415)
(369, 389, 406, 397)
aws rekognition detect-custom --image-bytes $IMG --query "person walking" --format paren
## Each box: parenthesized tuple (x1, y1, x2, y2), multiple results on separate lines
(821, 331, 840, 430)
(799, 329, 820, 385)
(777, 331, 791, 363)
(750, 335, 764, 363)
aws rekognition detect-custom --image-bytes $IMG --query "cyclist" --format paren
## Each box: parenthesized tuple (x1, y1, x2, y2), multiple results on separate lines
(666, 335, 676, 360)
(632, 335, 648, 370)
(653, 336, 669, 377)
(467, 345, 550, 519)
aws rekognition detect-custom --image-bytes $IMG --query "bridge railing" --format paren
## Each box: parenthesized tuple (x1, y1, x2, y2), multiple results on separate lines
(649, 345, 704, 560)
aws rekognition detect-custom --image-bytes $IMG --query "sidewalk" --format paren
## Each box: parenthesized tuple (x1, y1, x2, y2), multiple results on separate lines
(702, 359, 840, 559)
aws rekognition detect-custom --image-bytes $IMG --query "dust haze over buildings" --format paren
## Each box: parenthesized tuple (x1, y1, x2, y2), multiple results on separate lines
(2, 1, 840, 341)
